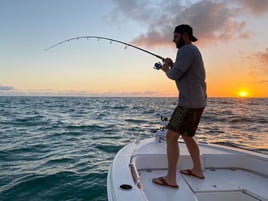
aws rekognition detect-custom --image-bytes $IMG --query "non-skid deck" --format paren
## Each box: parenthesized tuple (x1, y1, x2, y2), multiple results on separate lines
(139, 168, 268, 201)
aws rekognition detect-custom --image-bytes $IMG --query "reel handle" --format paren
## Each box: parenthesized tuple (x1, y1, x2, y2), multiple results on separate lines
(153, 62, 162, 70)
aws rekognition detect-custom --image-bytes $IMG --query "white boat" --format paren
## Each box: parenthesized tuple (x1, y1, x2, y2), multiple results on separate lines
(107, 116, 268, 201)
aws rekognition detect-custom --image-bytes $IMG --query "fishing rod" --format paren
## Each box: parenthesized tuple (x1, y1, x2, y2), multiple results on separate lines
(45, 36, 165, 64)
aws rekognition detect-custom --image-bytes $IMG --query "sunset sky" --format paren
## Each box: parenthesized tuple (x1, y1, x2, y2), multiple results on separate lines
(1, 0, 268, 97)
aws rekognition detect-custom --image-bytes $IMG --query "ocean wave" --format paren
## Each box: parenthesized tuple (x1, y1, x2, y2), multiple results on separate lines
(124, 118, 148, 124)
(0, 171, 106, 201)
(65, 124, 106, 131)
(229, 116, 253, 123)
(95, 143, 124, 153)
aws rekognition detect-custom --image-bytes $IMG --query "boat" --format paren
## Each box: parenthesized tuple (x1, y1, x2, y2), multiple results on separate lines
(107, 115, 268, 201)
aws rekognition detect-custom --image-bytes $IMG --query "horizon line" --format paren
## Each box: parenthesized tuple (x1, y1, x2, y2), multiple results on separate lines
(0, 95, 267, 98)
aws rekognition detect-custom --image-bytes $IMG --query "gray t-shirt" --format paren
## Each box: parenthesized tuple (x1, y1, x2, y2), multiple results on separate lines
(166, 44, 207, 108)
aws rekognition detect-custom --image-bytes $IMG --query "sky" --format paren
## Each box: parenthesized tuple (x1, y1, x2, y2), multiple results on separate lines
(1, 0, 268, 97)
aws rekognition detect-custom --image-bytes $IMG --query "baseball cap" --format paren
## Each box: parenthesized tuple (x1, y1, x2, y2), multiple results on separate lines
(174, 24, 198, 42)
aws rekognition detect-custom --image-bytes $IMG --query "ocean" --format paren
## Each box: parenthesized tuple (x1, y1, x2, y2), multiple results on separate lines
(0, 97, 267, 201)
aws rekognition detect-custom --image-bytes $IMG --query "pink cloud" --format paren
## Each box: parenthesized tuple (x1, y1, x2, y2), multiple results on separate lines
(256, 48, 268, 74)
(236, 0, 268, 16)
(110, 0, 267, 48)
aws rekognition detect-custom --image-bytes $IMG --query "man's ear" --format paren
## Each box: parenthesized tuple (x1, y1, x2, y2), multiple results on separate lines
(182, 32, 188, 41)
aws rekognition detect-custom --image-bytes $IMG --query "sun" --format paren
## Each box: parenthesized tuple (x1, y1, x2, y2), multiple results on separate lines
(239, 91, 248, 97)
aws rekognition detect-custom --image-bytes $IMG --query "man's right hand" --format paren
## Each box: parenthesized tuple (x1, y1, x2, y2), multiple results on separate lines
(164, 58, 174, 67)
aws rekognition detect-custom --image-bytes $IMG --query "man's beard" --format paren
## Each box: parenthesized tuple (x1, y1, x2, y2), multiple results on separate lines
(176, 35, 185, 48)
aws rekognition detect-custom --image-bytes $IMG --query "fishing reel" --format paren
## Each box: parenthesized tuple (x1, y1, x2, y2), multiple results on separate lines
(153, 62, 162, 70)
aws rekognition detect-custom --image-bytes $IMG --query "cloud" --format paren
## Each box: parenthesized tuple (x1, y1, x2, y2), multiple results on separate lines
(235, 0, 268, 16)
(0, 88, 168, 97)
(111, 0, 157, 22)
(255, 80, 268, 84)
(255, 48, 268, 74)
(257, 48, 268, 63)
(0, 85, 14, 91)
(110, 0, 268, 48)
(247, 48, 268, 76)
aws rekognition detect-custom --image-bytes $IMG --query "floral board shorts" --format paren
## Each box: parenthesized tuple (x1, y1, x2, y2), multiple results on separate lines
(166, 106, 204, 137)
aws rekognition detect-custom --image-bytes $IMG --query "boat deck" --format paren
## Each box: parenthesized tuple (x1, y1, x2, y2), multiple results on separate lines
(140, 168, 268, 201)
(133, 139, 268, 201)
(108, 138, 268, 201)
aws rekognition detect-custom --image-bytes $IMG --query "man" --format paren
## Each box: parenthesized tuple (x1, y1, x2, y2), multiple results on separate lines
(152, 24, 207, 188)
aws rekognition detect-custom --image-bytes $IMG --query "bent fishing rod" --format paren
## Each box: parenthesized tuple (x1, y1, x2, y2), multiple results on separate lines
(45, 36, 165, 69)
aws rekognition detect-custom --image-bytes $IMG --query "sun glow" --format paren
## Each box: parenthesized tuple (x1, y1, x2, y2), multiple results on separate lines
(239, 91, 248, 97)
